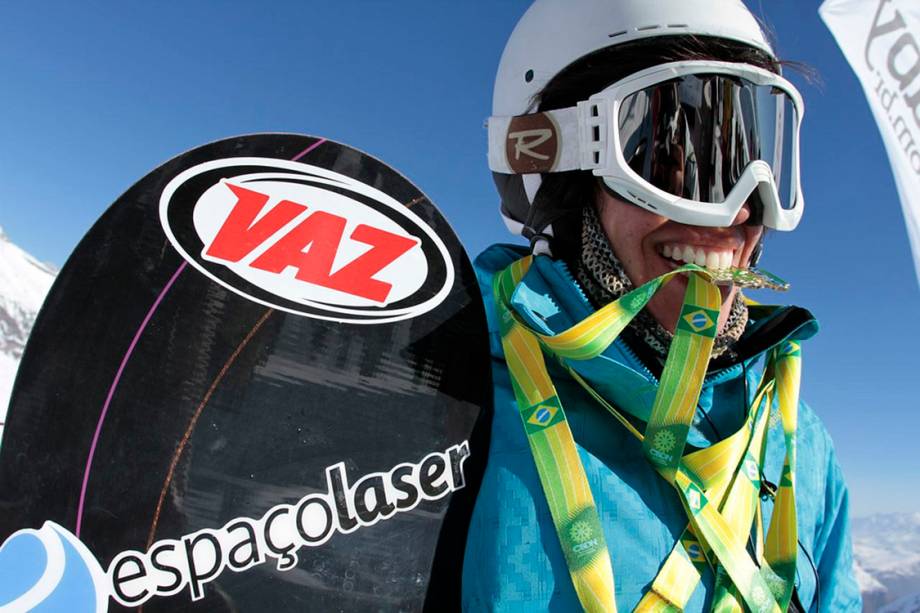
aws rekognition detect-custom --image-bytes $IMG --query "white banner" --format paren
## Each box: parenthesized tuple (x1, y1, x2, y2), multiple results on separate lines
(820, 0, 920, 286)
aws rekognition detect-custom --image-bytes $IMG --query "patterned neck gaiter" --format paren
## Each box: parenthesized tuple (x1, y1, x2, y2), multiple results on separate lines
(574, 205, 749, 363)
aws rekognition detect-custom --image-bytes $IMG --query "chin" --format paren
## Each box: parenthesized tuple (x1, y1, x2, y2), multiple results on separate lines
(646, 286, 687, 333)
(645, 275, 735, 334)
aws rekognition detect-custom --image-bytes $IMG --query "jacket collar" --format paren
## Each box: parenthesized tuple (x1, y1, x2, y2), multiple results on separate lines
(476, 243, 818, 446)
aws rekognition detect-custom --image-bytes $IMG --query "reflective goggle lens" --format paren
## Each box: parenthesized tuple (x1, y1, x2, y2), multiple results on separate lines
(617, 74, 799, 211)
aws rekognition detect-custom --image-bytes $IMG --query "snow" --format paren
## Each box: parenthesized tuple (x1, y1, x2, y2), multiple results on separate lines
(0, 226, 56, 314)
(853, 513, 920, 612)
(859, 559, 888, 592)
(0, 352, 18, 439)
(0, 226, 56, 443)
(880, 590, 920, 613)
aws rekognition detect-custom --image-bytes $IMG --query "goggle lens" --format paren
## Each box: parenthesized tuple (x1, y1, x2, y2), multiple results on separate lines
(617, 74, 799, 212)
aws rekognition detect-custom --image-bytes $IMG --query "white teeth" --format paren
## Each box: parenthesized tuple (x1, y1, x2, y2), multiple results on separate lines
(706, 251, 720, 269)
(661, 243, 736, 270)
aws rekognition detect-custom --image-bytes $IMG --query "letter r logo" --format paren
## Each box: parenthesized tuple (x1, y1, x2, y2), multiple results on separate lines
(504, 113, 559, 173)
(508, 129, 552, 161)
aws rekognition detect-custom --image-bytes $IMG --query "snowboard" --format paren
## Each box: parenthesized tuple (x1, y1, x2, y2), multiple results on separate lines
(0, 134, 491, 612)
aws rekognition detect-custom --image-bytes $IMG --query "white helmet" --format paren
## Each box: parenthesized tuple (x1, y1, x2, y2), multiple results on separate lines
(494, 0, 773, 117)
(490, 0, 791, 250)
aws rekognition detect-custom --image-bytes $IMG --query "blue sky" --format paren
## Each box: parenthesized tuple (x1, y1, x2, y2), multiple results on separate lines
(1, 1, 917, 517)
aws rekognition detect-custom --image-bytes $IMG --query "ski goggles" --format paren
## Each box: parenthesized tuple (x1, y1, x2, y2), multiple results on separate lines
(488, 61, 805, 230)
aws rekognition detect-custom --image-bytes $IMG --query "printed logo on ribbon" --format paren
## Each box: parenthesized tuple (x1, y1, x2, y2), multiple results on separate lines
(779, 340, 801, 358)
(678, 305, 719, 337)
(560, 509, 604, 569)
(159, 158, 454, 324)
(624, 284, 656, 312)
(527, 403, 558, 427)
(652, 429, 677, 454)
(647, 426, 681, 466)
(685, 483, 705, 514)
(0, 443, 470, 609)
(780, 463, 794, 487)
(569, 520, 594, 545)
(743, 455, 761, 485)
(523, 397, 564, 434)
(752, 584, 772, 612)
(682, 537, 707, 563)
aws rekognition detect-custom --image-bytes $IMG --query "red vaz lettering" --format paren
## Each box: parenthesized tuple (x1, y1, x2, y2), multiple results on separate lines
(251, 211, 347, 288)
(324, 224, 419, 303)
(208, 183, 419, 303)
(205, 183, 306, 262)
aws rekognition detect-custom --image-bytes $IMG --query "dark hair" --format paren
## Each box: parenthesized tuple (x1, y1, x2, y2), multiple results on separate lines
(532, 35, 780, 262)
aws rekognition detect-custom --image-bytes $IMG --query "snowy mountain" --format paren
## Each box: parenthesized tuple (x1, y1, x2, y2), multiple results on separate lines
(881, 591, 920, 613)
(0, 227, 57, 442)
(854, 512, 920, 612)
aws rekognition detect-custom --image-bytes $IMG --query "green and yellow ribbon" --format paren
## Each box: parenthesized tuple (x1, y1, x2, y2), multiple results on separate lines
(494, 255, 802, 612)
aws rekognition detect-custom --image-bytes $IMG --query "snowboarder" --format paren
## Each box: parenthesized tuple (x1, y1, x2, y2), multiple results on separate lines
(462, 0, 861, 610)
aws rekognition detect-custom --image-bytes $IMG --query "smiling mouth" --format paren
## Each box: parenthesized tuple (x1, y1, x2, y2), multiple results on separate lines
(659, 243, 737, 271)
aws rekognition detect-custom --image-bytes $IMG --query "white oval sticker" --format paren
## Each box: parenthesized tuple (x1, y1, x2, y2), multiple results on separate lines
(159, 158, 454, 323)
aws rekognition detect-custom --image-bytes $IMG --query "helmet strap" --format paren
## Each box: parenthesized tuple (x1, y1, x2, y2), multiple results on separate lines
(521, 174, 557, 256)
(528, 229, 554, 256)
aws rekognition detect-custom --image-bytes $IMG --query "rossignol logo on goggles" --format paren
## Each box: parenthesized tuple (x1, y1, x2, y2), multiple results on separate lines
(505, 112, 560, 173)
(159, 158, 454, 324)
(0, 443, 470, 610)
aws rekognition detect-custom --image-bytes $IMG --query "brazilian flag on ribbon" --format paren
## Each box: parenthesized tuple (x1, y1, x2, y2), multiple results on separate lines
(677, 304, 720, 338)
(522, 396, 565, 435)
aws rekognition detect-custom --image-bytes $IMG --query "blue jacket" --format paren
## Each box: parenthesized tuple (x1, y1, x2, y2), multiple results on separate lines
(462, 244, 861, 612)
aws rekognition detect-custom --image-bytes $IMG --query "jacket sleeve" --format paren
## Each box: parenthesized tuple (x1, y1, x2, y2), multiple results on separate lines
(811, 440, 861, 612)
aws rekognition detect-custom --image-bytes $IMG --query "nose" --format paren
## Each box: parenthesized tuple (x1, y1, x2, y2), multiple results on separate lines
(731, 201, 752, 226)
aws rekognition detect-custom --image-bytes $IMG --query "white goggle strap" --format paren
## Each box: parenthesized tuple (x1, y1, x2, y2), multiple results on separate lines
(487, 103, 607, 175)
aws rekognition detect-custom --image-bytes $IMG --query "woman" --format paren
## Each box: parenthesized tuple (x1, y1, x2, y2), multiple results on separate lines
(462, 0, 861, 611)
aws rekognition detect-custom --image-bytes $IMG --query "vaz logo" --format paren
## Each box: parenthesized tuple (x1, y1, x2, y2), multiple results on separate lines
(160, 158, 454, 323)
